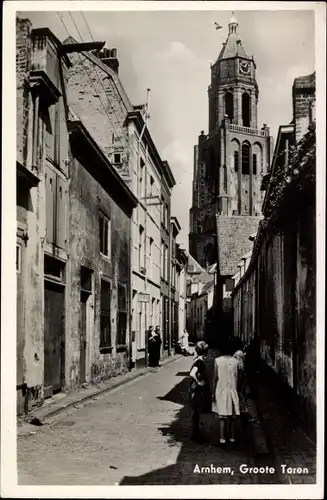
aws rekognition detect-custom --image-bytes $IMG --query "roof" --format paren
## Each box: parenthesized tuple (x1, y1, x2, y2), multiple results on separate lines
(187, 253, 206, 275)
(218, 16, 249, 60)
(293, 72, 316, 91)
(63, 36, 133, 113)
(68, 120, 138, 213)
(218, 35, 248, 60)
(200, 280, 215, 296)
(127, 111, 176, 189)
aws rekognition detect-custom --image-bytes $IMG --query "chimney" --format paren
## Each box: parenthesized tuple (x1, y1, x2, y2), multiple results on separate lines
(98, 47, 119, 74)
(292, 72, 316, 143)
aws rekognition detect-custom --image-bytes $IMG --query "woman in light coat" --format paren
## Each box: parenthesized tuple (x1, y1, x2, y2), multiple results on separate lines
(212, 339, 240, 444)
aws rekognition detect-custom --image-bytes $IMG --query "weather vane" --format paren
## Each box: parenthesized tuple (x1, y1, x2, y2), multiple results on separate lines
(214, 22, 223, 31)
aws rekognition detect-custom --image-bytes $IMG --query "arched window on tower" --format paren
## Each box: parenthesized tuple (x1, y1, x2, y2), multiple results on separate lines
(234, 150, 239, 172)
(242, 93, 251, 127)
(242, 143, 250, 174)
(225, 92, 234, 121)
(224, 165, 227, 191)
(253, 153, 257, 175)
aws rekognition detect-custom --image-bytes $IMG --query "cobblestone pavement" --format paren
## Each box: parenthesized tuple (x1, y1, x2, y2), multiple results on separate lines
(18, 354, 263, 486)
(18, 355, 313, 485)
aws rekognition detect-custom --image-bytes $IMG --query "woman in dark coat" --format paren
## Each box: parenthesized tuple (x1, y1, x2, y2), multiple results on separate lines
(189, 341, 210, 442)
(148, 325, 162, 367)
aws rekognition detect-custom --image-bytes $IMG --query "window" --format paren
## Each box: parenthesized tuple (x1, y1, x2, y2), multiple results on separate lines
(165, 244, 169, 280)
(44, 165, 67, 249)
(165, 204, 169, 228)
(253, 154, 257, 175)
(139, 225, 145, 273)
(149, 237, 154, 278)
(113, 152, 122, 164)
(43, 102, 60, 165)
(100, 279, 111, 349)
(99, 213, 111, 258)
(117, 283, 127, 346)
(234, 151, 239, 172)
(16, 244, 21, 273)
(225, 92, 234, 120)
(225, 278, 234, 293)
(161, 240, 165, 279)
(242, 144, 250, 174)
(139, 158, 145, 199)
(242, 93, 251, 127)
(44, 254, 65, 281)
(150, 176, 154, 196)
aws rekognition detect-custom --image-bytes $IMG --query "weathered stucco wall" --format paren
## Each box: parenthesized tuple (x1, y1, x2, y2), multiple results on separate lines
(233, 189, 316, 435)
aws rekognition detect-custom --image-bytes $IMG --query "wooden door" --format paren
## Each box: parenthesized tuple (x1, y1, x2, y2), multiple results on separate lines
(44, 281, 64, 398)
(79, 291, 88, 384)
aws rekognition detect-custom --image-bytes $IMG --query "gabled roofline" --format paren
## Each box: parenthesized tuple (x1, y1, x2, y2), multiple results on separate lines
(127, 111, 176, 188)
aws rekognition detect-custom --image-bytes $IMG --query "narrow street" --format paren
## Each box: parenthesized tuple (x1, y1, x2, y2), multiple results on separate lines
(18, 354, 264, 486)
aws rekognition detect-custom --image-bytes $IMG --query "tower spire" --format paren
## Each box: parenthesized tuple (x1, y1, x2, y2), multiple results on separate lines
(229, 12, 238, 34)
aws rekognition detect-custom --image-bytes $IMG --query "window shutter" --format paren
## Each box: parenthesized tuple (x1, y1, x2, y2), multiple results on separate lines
(45, 105, 55, 160)
(45, 165, 55, 243)
(56, 176, 67, 249)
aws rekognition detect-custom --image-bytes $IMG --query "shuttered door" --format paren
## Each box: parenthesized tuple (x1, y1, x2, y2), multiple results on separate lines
(44, 281, 64, 397)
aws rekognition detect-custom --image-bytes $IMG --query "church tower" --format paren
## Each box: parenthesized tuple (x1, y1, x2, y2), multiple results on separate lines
(189, 13, 273, 270)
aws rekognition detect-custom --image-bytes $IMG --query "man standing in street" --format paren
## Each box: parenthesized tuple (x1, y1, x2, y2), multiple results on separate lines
(148, 325, 162, 368)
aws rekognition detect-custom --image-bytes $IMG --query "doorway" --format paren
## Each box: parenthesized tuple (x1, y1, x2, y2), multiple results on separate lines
(79, 292, 88, 383)
(44, 280, 65, 398)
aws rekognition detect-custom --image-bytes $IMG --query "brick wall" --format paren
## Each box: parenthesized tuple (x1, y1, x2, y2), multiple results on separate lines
(293, 73, 315, 143)
(66, 48, 133, 178)
(216, 215, 261, 276)
(16, 17, 32, 165)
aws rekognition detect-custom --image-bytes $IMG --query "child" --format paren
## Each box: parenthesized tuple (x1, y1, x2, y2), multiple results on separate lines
(212, 339, 240, 444)
(189, 341, 210, 442)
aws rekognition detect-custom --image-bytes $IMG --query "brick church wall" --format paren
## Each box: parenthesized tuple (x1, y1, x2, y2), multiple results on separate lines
(216, 215, 261, 276)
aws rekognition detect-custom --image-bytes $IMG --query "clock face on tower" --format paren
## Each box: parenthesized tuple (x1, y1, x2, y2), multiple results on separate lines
(239, 60, 250, 75)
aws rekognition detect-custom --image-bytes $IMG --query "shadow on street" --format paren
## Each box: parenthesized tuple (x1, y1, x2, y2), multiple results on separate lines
(120, 350, 255, 485)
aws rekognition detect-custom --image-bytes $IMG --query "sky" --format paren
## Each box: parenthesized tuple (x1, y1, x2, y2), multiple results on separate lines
(19, 8, 315, 250)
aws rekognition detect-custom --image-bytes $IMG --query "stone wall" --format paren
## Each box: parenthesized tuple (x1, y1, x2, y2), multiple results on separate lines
(216, 215, 261, 276)
(233, 176, 316, 437)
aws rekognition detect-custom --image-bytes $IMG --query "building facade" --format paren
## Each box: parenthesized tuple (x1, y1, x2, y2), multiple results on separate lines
(68, 119, 137, 387)
(127, 111, 174, 368)
(16, 20, 72, 411)
(232, 72, 316, 438)
(189, 14, 274, 329)
(160, 163, 176, 356)
(16, 19, 137, 413)
(175, 245, 188, 344)
(64, 40, 177, 367)
(170, 217, 181, 349)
